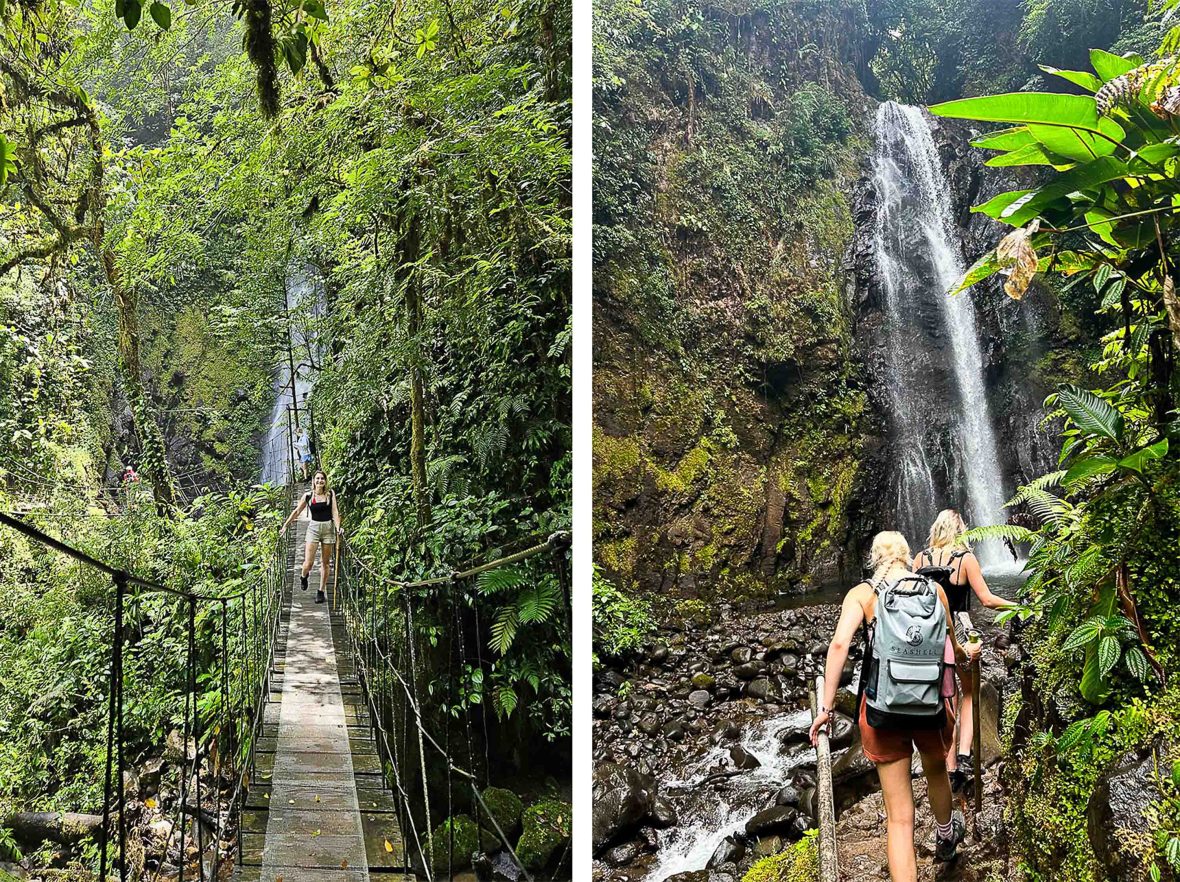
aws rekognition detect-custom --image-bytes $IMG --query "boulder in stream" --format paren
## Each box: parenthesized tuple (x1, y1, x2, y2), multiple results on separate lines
(592, 763, 656, 852)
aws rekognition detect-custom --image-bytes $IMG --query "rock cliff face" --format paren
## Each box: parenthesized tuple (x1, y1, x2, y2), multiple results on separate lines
(594, 5, 879, 598)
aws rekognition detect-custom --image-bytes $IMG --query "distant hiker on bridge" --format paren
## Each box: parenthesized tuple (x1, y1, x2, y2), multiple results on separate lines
(914, 508, 1015, 791)
(810, 531, 980, 878)
(294, 426, 313, 482)
(280, 470, 341, 605)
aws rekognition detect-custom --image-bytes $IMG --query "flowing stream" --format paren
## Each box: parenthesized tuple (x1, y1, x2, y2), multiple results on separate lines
(259, 264, 327, 484)
(644, 710, 814, 881)
(871, 102, 1012, 569)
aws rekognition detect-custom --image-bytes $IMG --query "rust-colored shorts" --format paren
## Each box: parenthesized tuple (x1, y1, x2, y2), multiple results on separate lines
(858, 694, 956, 764)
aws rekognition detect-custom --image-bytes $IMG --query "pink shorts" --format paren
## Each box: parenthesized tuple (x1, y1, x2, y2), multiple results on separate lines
(858, 694, 955, 764)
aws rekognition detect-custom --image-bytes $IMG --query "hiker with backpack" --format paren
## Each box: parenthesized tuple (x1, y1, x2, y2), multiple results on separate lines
(809, 531, 980, 878)
(914, 508, 1016, 790)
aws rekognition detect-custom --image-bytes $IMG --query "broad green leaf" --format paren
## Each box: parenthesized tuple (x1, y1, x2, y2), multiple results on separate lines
(1130, 142, 1180, 173)
(123, 0, 141, 29)
(1064, 455, 1118, 485)
(984, 143, 1073, 168)
(1123, 646, 1150, 681)
(1057, 385, 1124, 441)
(972, 127, 1039, 152)
(1056, 719, 1088, 751)
(1090, 48, 1143, 83)
(149, 1, 170, 29)
(931, 92, 1101, 128)
(1080, 644, 1112, 704)
(1117, 438, 1169, 473)
(996, 156, 1130, 227)
(1025, 118, 1126, 161)
(1062, 619, 1101, 652)
(302, 0, 328, 20)
(0, 134, 16, 189)
(1039, 65, 1103, 93)
(1097, 635, 1120, 677)
(973, 189, 1034, 220)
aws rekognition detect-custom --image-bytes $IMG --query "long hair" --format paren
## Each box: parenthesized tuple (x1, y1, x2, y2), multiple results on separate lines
(311, 469, 330, 495)
(928, 508, 970, 552)
(868, 531, 911, 579)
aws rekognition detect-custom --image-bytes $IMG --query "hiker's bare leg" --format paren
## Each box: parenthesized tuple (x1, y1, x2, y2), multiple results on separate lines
(920, 749, 953, 826)
(302, 540, 318, 578)
(319, 541, 331, 592)
(877, 755, 918, 882)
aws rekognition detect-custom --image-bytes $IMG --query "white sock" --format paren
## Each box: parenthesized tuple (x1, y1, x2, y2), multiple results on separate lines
(936, 818, 954, 838)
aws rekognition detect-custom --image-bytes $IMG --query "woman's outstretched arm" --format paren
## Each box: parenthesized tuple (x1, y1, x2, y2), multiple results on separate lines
(964, 553, 1015, 609)
(281, 495, 307, 532)
(809, 586, 868, 744)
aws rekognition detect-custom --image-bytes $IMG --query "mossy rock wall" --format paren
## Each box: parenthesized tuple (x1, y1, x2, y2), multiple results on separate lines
(593, 0, 876, 598)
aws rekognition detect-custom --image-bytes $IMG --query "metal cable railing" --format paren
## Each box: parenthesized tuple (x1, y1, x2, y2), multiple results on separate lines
(0, 481, 291, 882)
(335, 527, 572, 881)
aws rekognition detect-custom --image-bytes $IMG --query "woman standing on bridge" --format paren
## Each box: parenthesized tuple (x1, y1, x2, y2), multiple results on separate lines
(914, 508, 1015, 790)
(280, 470, 341, 605)
(810, 531, 980, 878)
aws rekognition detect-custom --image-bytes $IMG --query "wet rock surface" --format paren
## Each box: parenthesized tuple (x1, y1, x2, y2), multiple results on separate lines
(592, 600, 1013, 882)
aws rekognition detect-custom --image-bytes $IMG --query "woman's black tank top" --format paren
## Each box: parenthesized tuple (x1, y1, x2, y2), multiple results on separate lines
(306, 491, 333, 522)
(917, 548, 971, 612)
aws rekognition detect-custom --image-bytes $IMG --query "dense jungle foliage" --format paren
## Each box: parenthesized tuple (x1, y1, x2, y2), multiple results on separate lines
(594, 0, 1180, 880)
(932, 25, 1180, 880)
(0, 0, 570, 870)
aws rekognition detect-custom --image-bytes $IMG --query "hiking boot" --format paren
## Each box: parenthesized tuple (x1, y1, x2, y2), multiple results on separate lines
(300, 573, 309, 591)
(935, 810, 966, 861)
(315, 590, 326, 604)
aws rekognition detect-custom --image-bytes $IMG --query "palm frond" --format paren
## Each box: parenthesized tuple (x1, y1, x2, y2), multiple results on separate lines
(961, 524, 1035, 545)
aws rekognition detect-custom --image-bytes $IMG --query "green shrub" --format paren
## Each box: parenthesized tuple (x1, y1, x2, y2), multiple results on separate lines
(741, 830, 819, 882)
(592, 567, 654, 662)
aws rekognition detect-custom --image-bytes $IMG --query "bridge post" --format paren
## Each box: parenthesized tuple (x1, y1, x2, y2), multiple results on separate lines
(812, 674, 839, 882)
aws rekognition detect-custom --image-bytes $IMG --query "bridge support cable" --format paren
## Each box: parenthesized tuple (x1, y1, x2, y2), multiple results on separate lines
(337, 528, 571, 882)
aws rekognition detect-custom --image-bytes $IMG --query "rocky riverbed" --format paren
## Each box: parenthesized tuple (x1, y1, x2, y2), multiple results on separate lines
(592, 598, 1018, 882)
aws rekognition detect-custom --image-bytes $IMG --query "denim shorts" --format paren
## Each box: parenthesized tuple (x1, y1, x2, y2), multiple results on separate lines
(306, 519, 336, 545)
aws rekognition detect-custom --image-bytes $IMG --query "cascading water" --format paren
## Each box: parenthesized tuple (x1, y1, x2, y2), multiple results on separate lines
(259, 264, 327, 484)
(871, 102, 1012, 569)
(643, 710, 814, 881)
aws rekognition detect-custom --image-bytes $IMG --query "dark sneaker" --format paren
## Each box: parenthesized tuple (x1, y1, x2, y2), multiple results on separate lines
(300, 573, 309, 591)
(315, 590, 326, 604)
(949, 765, 967, 793)
(935, 811, 966, 861)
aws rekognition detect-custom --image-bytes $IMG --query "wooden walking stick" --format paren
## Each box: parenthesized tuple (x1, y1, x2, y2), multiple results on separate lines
(811, 674, 839, 882)
(970, 634, 983, 830)
(331, 534, 341, 612)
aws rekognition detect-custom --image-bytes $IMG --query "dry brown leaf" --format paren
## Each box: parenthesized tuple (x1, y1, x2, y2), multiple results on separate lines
(341, 860, 349, 869)
(996, 221, 1040, 301)
(1152, 85, 1180, 118)
(1164, 275, 1180, 347)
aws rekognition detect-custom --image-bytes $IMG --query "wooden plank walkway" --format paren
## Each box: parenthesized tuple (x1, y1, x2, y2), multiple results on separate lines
(236, 507, 411, 881)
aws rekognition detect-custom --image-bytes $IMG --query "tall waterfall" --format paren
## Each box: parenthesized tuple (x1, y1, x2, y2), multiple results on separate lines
(871, 102, 1010, 568)
(259, 265, 327, 485)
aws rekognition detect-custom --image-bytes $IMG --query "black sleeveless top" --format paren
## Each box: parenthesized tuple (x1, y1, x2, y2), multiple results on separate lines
(305, 491, 334, 522)
(916, 548, 971, 612)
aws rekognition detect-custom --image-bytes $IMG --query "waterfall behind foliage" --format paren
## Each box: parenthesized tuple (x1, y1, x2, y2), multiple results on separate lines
(870, 102, 1011, 569)
(259, 265, 326, 485)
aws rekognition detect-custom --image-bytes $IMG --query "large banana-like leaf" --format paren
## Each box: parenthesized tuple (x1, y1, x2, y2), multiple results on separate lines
(1063, 455, 1118, 485)
(931, 92, 1103, 126)
(1090, 48, 1144, 83)
(1039, 65, 1102, 93)
(1117, 438, 1169, 473)
(1000, 156, 1131, 227)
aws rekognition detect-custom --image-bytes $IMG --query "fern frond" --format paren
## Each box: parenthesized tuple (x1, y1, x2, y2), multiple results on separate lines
(477, 566, 527, 595)
(517, 582, 558, 624)
(961, 524, 1035, 545)
(1006, 471, 1066, 506)
(489, 604, 519, 655)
